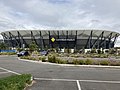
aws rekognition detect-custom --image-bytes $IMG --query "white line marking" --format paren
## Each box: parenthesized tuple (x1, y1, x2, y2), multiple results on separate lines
(35, 77, 120, 84)
(0, 72, 9, 74)
(34, 78, 76, 82)
(0, 67, 20, 75)
(80, 80, 120, 84)
(77, 80, 81, 90)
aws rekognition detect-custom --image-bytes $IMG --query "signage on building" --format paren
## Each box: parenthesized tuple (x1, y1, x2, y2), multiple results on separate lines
(56, 38, 75, 41)
(51, 37, 75, 42)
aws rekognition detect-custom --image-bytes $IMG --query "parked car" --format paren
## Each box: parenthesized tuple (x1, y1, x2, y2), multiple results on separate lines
(40, 50, 48, 56)
(17, 51, 29, 57)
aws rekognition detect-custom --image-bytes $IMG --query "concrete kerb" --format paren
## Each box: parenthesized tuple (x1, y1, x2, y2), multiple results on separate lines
(18, 58, 120, 69)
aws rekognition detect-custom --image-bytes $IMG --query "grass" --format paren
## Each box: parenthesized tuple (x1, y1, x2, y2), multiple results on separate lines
(0, 74, 32, 90)
(0, 52, 16, 55)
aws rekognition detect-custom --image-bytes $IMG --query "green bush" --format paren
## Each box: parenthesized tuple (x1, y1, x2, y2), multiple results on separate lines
(0, 74, 32, 90)
(39, 57, 41, 60)
(17, 48, 24, 52)
(0, 52, 16, 55)
(56, 58, 67, 64)
(85, 59, 93, 65)
(20, 56, 37, 60)
(41, 56, 46, 62)
(100, 60, 109, 65)
(28, 57, 36, 60)
(73, 59, 80, 65)
(78, 60, 85, 65)
(48, 54, 56, 63)
(20, 56, 29, 59)
(48, 54, 67, 64)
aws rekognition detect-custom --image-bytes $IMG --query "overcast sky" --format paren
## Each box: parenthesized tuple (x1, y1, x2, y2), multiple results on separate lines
(0, 0, 120, 46)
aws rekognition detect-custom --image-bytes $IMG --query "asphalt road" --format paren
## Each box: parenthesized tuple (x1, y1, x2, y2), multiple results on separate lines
(0, 55, 120, 90)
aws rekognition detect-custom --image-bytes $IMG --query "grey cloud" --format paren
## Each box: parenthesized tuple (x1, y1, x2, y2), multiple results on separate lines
(0, 0, 120, 46)
(0, 0, 120, 32)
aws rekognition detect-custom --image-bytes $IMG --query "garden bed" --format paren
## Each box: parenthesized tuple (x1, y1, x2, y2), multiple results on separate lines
(20, 54, 120, 66)
(0, 74, 32, 90)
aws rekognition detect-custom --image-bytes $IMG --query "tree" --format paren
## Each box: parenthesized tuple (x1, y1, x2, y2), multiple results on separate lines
(0, 42, 8, 50)
(29, 41, 38, 53)
(17, 48, 24, 52)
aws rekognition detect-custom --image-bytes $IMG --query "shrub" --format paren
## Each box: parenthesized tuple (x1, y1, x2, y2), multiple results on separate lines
(28, 57, 36, 60)
(67, 61, 74, 64)
(100, 60, 109, 65)
(0, 74, 32, 90)
(20, 56, 37, 60)
(109, 61, 120, 66)
(78, 60, 85, 65)
(73, 59, 79, 65)
(100, 54, 108, 58)
(0, 52, 16, 55)
(39, 57, 41, 60)
(48, 54, 56, 63)
(17, 48, 24, 52)
(85, 59, 93, 65)
(56, 58, 67, 64)
(20, 56, 29, 59)
(41, 56, 46, 62)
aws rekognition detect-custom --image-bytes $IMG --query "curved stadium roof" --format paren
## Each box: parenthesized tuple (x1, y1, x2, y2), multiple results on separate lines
(1, 29, 120, 39)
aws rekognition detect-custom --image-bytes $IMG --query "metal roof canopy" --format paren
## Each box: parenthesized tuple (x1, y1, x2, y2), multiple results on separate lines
(1, 29, 119, 39)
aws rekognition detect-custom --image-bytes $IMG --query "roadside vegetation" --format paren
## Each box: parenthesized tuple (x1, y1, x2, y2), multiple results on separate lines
(14, 42, 120, 66)
(0, 52, 16, 55)
(0, 74, 32, 90)
(20, 53, 120, 66)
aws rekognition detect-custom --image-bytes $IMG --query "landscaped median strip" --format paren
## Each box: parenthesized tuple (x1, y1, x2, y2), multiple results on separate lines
(18, 58, 120, 68)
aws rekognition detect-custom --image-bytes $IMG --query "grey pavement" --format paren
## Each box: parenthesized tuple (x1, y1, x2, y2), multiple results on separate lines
(0, 55, 120, 90)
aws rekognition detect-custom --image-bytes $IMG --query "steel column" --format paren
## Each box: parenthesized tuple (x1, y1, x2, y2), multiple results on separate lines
(100, 32, 112, 49)
(9, 32, 14, 48)
(75, 30, 77, 50)
(17, 31, 21, 48)
(39, 31, 45, 50)
(31, 31, 38, 46)
(48, 31, 51, 48)
(57, 31, 60, 50)
(91, 31, 104, 49)
(112, 34, 118, 48)
(9, 32, 20, 47)
(2, 33, 11, 47)
(108, 33, 112, 48)
(85, 30, 93, 49)
(17, 31, 28, 48)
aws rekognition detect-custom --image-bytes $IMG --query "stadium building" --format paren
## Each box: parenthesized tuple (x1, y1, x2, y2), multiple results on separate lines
(1, 29, 119, 51)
